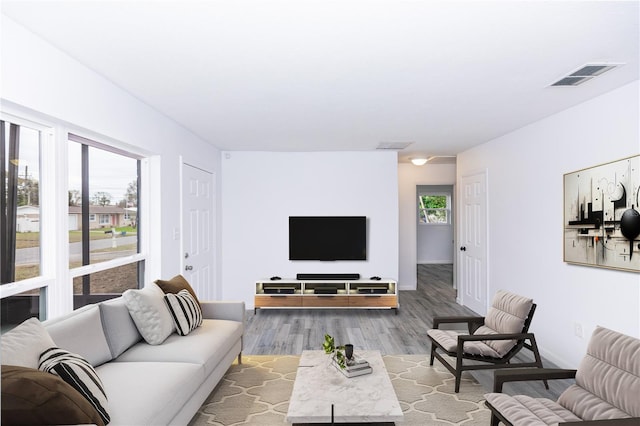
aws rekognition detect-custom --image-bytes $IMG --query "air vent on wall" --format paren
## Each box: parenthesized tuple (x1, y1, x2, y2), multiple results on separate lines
(550, 63, 623, 87)
(376, 142, 414, 150)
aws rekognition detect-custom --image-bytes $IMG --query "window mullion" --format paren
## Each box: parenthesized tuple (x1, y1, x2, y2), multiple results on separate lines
(0, 121, 7, 282)
(4, 124, 20, 283)
(44, 125, 72, 319)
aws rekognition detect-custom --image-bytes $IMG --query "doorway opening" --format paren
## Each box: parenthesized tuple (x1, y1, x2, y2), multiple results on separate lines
(416, 185, 455, 290)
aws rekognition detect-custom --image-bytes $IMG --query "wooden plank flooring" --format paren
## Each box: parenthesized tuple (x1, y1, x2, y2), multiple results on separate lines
(244, 264, 572, 399)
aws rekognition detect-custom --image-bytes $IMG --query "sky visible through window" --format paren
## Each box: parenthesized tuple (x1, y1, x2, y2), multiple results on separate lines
(68, 144, 137, 205)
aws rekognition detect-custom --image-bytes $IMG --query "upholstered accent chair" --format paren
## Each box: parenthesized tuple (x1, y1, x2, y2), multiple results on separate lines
(484, 326, 640, 425)
(427, 290, 546, 392)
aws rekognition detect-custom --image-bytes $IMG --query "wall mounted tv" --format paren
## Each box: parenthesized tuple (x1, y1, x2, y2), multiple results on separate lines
(289, 216, 367, 261)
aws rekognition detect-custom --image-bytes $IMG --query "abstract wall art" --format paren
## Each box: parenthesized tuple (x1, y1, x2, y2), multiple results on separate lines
(564, 155, 640, 272)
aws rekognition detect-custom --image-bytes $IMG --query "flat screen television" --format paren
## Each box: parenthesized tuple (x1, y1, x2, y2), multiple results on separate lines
(289, 216, 367, 261)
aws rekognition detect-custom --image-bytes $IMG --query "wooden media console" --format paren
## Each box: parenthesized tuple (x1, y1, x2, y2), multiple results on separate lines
(254, 278, 398, 314)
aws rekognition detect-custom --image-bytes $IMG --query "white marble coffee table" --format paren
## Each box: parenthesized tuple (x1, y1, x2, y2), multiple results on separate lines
(286, 350, 404, 425)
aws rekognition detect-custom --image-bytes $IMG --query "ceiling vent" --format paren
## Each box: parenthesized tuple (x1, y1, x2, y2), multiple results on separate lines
(376, 142, 414, 150)
(550, 63, 622, 87)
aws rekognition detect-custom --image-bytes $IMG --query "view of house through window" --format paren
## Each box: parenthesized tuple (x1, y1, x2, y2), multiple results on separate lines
(68, 134, 142, 307)
(419, 194, 450, 224)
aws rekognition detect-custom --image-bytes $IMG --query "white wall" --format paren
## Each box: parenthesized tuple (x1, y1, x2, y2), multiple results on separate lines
(398, 163, 457, 290)
(1, 16, 221, 312)
(221, 151, 399, 308)
(417, 185, 454, 264)
(457, 81, 640, 368)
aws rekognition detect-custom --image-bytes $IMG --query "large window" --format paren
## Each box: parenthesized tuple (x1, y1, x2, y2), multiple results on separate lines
(1, 120, 42, 283)
(1, 113, 148, 326)
(68, 134, 142, 307)
(1, 117, 46, 327)
(419, 194, 450, 224)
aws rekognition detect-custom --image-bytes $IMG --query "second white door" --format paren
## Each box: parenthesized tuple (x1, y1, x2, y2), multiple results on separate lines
(182, 163, 216, 300)
(458, 171, 488, 315)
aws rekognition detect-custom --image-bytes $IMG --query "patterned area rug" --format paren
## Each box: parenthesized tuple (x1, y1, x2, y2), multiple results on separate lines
(189, 355, 490, 426)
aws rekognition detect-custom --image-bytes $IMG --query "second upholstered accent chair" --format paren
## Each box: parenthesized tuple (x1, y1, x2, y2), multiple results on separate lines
(485, 326, 640, 425)
(427, 290, 546, 393)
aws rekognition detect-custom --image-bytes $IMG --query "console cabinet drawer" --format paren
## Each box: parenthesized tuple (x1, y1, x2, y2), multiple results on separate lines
(303, 295, 350, 307)
(348, 295, 397, 308)
(255, 295, 302, 308)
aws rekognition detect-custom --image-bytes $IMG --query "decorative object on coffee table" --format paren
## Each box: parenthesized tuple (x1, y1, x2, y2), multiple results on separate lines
(333, 352, 372, 378)
(322, 333, 347, 369)
(344, 343, 354, 360)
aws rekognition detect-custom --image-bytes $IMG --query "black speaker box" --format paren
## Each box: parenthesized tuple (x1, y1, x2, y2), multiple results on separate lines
(296, 273, 360, 280)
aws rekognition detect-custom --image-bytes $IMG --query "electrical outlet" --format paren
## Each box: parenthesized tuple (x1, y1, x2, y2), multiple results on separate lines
(574, 322, 583, 338)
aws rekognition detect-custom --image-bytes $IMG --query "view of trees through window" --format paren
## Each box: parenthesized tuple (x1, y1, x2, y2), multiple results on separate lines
(419, 194, 449, 224)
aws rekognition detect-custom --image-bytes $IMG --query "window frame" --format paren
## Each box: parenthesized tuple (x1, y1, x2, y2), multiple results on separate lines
(0, 112, 55, 321)
(418, 193, 451, 225)
(68, 132, 145, 308)
(0, 106, 150, 322)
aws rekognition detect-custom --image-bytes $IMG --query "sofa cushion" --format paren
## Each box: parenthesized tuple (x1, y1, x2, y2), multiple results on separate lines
(99, 297, 142, 358)
(558, 326, 640, 419)
(0, 317, 56, 369)
(39, 347, 110, 425)
(96, 361, 202, 426)
(123, 283, 175, 345)
(1, 365, 105, 426)
(45, 305, 113, 367)
(113, 319, 242, 378)
(155, 274, 201, 305)
(485, 392, 581, 425)
(164, 290, 203, 336)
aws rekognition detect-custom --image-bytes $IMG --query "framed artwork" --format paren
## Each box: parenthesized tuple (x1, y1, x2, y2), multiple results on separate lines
(564, 155, 640, 272)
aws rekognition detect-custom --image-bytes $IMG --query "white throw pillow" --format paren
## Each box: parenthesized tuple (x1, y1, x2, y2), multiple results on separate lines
(164, 290, 203, 336)
(123, 283, 175, 345)
(1, 317, 56, 369)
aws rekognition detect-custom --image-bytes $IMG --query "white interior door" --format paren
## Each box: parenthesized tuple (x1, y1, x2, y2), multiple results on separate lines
(458, 171, 488, 315)
(182, 163, 216, 300)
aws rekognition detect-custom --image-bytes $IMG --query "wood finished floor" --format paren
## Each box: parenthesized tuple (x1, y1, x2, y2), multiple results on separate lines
(243, 264, 572, 399)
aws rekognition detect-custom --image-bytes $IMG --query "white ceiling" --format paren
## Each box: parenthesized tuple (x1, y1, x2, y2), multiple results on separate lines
(2, 1, 639, 163)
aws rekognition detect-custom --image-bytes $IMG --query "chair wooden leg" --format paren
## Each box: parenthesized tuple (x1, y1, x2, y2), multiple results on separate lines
(455, 370, 462, 393)
(454, 340, 465, 393)
(490, 413, 500, 426)
(528, 334, 549, 389)
(429, 343, 436, 366)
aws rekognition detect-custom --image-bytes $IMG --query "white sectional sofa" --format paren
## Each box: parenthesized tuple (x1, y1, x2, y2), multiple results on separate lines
(44, 297, 245, 426)
(29, 294, 244, 425)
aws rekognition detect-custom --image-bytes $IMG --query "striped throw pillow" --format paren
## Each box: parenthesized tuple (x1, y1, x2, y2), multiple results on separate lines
(39, 347, 110, 425)
(164, 289, 203, 336)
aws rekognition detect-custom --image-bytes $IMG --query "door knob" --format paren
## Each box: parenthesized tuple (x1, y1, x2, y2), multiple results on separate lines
(460, 246, 467, 251)
(185, 265, 193, 271)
